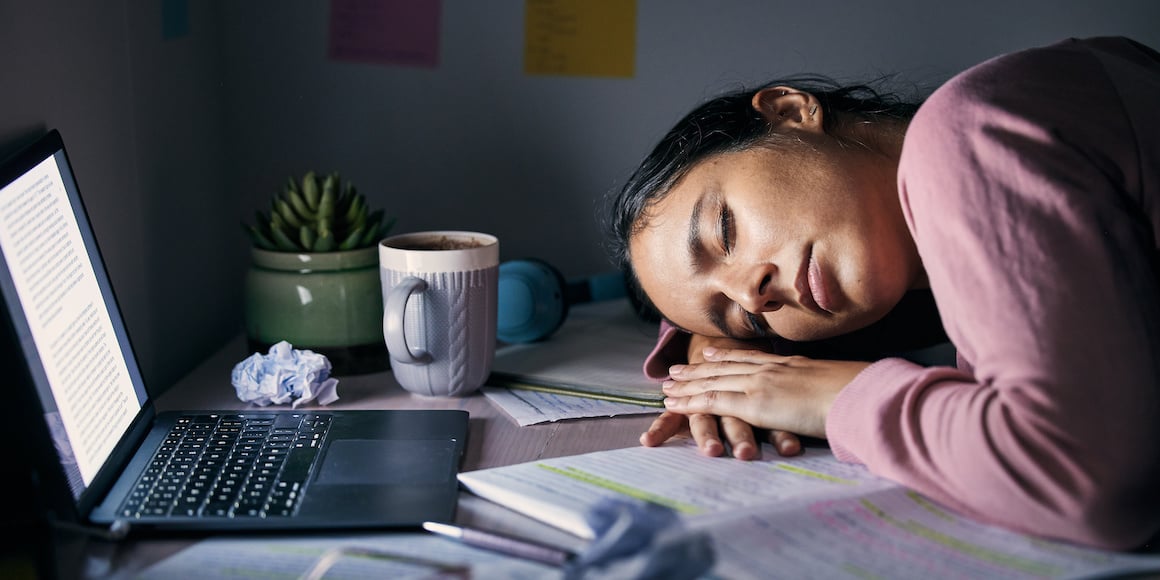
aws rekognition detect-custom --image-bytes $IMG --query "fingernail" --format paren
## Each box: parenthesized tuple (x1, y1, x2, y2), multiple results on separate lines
(661, 380, 674, 390)
(668, 364, 685, 376)
(702, 347, 717, 357)
(703, 439, 722, 454)
(663, 397, 676, 407)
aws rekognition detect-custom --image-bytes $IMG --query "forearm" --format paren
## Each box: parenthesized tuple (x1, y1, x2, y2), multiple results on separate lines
(828, 358, 1160, 550)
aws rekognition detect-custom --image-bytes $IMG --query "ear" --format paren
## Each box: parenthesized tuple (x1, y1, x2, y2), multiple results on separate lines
(751, 86, 823, 133)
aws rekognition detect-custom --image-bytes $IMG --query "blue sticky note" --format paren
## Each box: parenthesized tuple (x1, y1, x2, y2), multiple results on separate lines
(162, 0, 189, 40)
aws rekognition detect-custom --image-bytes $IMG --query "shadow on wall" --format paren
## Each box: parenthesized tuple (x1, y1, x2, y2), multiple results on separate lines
(0, 124, 48, 162)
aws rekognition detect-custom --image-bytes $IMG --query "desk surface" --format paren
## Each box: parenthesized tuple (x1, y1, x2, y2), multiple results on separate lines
(158, 336, 658, 472)
(71, 336, 659, 578)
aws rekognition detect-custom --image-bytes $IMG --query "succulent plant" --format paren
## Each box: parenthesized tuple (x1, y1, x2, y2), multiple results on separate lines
(245, 171, 394, 253)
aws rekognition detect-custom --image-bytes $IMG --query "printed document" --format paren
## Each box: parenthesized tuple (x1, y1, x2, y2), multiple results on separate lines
(458, 440, 1160, 579)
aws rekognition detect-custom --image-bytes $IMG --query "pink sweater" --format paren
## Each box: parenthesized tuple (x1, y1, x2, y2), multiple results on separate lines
(645, 37, 1160, 550)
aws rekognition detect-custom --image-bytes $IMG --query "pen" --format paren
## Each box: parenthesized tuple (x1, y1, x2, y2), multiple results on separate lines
(421, 521, 575, 567)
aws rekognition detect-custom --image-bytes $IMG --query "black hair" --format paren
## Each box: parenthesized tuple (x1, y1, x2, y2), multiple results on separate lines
(603, 75, 922, 322)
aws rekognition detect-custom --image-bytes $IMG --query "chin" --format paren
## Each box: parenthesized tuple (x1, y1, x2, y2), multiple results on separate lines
(776, 325, 844, 343)
(777, 312, 880, 342)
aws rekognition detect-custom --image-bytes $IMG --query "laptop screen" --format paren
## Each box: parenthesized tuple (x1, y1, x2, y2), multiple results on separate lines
(0, 131, 149, 500)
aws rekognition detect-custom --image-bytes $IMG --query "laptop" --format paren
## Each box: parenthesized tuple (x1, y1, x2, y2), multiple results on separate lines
(0, 129, 469, 536)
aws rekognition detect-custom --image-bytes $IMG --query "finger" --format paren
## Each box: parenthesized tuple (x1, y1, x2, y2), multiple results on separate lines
(668, 359, 769, 382)
(664, 390, 748, 419)
(701, 347, 795, 365)
(687, 413, 725, 457)
(668, 352, 792, 383)
(719, 416, 759, 461)
(639, 411, 688, 447)
(768, 429, 802, 456)
(662, 374, 753, 397)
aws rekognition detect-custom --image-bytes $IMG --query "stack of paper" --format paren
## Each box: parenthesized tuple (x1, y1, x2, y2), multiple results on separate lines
(485, 299, 666, 427)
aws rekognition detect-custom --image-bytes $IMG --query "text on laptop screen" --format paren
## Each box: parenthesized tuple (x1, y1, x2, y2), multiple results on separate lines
(0, 147, 145, 493)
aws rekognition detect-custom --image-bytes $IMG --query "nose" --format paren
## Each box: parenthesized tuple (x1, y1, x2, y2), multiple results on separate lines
(720, 262, 783, 314)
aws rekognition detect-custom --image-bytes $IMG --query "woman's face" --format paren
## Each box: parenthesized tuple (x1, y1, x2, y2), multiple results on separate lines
(628, 139, 922, 342)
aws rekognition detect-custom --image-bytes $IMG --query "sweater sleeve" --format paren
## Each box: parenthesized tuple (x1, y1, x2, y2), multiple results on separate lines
(643, 320, 691, 381)
(827, 37, 1160, 550)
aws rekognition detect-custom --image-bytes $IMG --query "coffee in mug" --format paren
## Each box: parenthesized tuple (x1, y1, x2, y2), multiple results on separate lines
(380, 231, 498, 397)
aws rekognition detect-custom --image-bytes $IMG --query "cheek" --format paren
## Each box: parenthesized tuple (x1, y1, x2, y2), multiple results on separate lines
(630, 248, 684, 320)
(630, 260, 717, 336)
(637, 272, 694, 327)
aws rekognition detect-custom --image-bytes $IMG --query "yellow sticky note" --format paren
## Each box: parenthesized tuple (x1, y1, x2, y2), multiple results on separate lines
(524, 0, 636, 78)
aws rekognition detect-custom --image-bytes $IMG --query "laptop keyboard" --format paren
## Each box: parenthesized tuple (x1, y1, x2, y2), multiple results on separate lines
(119, 413, 331, 519)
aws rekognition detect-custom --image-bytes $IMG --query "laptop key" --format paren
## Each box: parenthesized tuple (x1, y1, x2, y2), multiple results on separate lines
(273, 413, 303, 428)
(278, 447, 318, 486)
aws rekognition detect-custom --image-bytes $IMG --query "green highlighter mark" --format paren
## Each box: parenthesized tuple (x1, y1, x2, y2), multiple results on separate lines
(859, 499, 1062, 576)
(773, 463, 858, 484)
(537, 464, 702, 514)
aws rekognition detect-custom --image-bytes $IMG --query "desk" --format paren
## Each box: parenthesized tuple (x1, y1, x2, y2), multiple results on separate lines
(64, 336, 659, 579)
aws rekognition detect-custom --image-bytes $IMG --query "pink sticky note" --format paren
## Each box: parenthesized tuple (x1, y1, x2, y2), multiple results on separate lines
(328, 0, 441, 68)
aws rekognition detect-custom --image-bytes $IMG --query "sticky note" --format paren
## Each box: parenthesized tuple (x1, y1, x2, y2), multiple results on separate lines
(524, 0, 636, 78)
(162, 0, 190, 40)
(328, 0, 441, 68)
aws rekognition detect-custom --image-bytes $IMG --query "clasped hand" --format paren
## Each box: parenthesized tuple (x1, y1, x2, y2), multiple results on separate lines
(640, 346, 869, 460)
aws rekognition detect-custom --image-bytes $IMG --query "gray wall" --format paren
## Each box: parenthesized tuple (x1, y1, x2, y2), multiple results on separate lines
(3, 1, 1158, 394)
(1, 1, 230, 393)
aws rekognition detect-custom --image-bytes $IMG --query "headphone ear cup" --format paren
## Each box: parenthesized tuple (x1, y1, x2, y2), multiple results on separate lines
(497, 259, 569, 343)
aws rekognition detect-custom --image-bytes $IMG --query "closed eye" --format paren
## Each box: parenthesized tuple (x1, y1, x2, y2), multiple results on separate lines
(745, 311, 770, 338)
(719, 203, 735, 254)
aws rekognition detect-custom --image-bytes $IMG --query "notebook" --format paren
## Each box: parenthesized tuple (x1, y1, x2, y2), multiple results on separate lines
(0, 129, 469, 536)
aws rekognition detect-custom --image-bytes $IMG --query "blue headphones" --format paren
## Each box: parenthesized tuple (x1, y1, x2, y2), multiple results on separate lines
(497, 259, 628, 343)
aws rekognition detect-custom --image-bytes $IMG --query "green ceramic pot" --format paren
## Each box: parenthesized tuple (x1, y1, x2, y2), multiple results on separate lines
(244, 246, 388, 374)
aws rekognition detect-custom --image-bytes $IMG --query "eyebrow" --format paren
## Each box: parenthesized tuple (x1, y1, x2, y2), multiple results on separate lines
(685, 191, 735, 338)
(686, 192, 705, 273)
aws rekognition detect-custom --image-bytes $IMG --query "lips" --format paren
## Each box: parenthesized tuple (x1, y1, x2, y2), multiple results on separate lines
(808, 254, 834, 313)
(796, 246, 833, 314)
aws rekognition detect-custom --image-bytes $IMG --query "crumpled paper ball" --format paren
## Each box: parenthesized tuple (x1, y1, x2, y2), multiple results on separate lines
(231, 341, 340, 408)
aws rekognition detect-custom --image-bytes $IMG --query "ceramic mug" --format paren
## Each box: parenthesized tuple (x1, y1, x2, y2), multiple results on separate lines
(380, 231, 499, 397)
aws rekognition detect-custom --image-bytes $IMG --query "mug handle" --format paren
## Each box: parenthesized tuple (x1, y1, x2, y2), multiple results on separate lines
(384, 276, 434, 365)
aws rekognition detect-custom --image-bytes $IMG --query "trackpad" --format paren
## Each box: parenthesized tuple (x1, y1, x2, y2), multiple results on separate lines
(314, 439, 456, 486)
